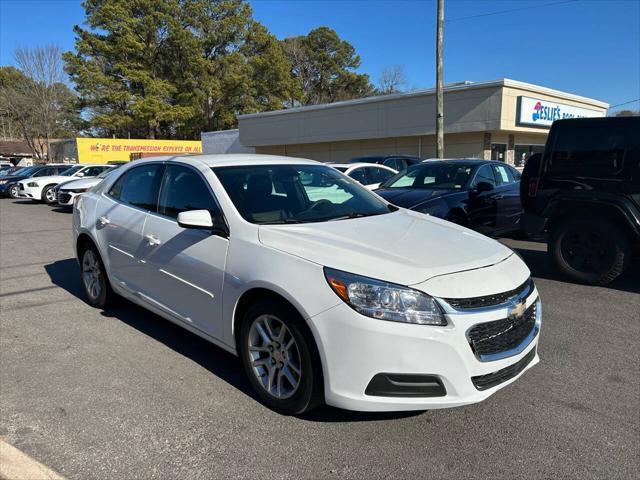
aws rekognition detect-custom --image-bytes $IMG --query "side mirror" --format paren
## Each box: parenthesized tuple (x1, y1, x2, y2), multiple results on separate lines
(473, 181, 494, 193)
(177, 210, 228, 237)
(76, 172, 85, 177)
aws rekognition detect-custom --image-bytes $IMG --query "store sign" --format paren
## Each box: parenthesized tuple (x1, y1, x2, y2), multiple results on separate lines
(76, 138, 202, 164)
(517, 96, 603, 127)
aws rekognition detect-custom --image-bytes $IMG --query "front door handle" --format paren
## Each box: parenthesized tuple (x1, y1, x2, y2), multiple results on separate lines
(98, 216, 110, 226)
(145, 234, 161, 246)
(493, 195, 504, 200)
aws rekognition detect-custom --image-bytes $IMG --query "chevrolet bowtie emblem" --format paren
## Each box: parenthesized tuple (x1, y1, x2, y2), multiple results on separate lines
(508, 299, 526, 319)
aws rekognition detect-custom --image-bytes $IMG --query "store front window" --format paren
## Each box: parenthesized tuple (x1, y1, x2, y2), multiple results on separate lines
(491, 143, 507, 162)
(515, 145, 544, 167)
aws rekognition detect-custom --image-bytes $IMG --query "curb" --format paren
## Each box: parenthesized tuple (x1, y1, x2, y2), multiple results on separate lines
(0, 439, 66, 480)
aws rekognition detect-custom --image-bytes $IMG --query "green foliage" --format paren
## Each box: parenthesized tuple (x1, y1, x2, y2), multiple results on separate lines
(282, 27, 374, 105)
(65, 0, 301, 138)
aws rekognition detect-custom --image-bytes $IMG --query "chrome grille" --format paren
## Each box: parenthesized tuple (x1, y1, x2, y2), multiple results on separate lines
(444, 278, 533, 310)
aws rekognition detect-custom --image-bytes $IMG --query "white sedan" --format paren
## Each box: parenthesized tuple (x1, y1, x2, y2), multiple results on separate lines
(18, 164, 113, 204)
(73, 154, 541, 415)
(55, 166, 119, 207)
(328, 162, 397, 189)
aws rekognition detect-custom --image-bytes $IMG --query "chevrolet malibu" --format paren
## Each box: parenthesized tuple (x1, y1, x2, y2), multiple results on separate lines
(73, 155, 541, 415)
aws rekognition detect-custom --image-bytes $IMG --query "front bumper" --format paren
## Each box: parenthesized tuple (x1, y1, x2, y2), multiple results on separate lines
(17, 184, 42, 200)
(310, 288, 541, 412)
(57, 190, 79, 206)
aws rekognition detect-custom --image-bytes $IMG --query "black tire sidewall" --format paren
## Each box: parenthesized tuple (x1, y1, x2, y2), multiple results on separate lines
(9, 184, 18, 198)
(239, 299, 321, 415)
(80, 245, 111, 308)
(549, 216, 630, 285)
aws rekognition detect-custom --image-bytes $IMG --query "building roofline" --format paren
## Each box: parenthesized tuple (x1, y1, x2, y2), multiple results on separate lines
(237, 78, 609, 120)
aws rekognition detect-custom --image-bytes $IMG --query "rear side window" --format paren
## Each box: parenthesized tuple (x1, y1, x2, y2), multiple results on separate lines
(108, 164, 163, 210)
(368, 167, 395, 184)
(157, 165, 223, 224)
(383, 158, 404, 170)
(550, 124, 627, 175)
(493, 164, 515, 185)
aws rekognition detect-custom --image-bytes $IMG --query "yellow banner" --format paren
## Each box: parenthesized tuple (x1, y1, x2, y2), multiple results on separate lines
(76, 138, 202, 164)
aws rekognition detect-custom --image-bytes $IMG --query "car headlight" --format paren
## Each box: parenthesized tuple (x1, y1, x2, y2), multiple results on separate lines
(27, 182, 39, 187)
(324, 268, 446, 326)
(0, 180, 8, 185)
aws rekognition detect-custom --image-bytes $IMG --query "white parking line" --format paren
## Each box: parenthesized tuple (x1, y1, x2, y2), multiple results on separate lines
(0, 439, 66, 480)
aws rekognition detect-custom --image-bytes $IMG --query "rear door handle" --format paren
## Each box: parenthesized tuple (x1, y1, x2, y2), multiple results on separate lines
(493, 195, 504, 200)
(98, 216, 110, 226)
(145, 234, 161, 246)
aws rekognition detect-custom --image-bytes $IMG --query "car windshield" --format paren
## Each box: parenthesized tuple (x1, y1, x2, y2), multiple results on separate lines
(12, 166, 38, 176)
(381, 162, 474, 190)
(97, 167, 117, 178)
(213, 164, 394, 224)
(60, 165, 84, 176)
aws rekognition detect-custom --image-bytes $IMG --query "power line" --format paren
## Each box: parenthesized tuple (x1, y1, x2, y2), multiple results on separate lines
(446, 0, 579, 23)
(609, 98, 640, 109)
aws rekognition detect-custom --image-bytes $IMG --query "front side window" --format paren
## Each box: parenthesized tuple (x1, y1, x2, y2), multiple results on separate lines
(349, 168, 367, 184)
(214, 164, 391, 224)
(382, 163, 473, 189)
(157, 165, 223, 224)
(108, 164, 163, 210)
(473, 165, 497, 187)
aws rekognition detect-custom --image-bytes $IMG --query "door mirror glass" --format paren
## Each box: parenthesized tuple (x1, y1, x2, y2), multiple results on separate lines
(177, 209, 214, 229)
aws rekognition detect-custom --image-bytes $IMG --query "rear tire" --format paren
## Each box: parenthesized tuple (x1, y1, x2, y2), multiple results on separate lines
(238, 299, 323, 415)
(79, 243, 115, 308)
(8, 184, 18, 199)
(549, 215, 631, 285)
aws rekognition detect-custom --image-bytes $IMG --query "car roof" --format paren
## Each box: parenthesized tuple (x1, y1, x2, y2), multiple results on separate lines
(328, 162, 388, 169)
(128, 154, 322, 168)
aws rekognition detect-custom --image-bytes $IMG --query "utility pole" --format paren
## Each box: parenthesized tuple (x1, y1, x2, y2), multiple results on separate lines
(436, 0, 444, 158)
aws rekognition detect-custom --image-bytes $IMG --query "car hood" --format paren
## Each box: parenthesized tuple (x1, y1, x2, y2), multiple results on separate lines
(0, 175, 28, 183)
(375, 188, 464, 208)
(59, 177, 102, 190)
(19, 175, 77, 185)
(258, 209, 513, 286)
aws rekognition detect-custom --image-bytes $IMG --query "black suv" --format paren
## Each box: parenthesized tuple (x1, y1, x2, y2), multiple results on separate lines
(348, 155, 422, 171)
(521, 116, 640, 285)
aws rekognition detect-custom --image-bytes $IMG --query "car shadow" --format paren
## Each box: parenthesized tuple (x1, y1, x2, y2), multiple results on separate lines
(44, 258, 422, 422)
(50, 206, 72, 214)
(509, 241, 640, 294)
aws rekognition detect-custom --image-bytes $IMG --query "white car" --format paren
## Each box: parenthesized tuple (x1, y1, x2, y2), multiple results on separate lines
(18, 164, 113, 204)
(328, 162, 397, 189)
(73, 154, 541, 415)
(55, 166, 118, 207)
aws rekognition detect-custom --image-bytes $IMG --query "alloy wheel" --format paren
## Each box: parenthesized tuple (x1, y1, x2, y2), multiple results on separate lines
(247, 314, 302, 399)
(82, 249, 103, 300)
(45, 187, 56, 203)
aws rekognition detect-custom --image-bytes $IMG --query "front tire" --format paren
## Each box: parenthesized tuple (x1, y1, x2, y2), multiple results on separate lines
(8, 184, 19, 199)
(549, 215, 631, 285)
(79, 243, 115, 308)
(42, 185, 57, 204)
(238, 299, 323, 415)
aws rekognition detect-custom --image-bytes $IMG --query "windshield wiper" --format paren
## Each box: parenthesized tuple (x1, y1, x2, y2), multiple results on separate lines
(260, 218, 306, 225)
(331, 211, 387, 221)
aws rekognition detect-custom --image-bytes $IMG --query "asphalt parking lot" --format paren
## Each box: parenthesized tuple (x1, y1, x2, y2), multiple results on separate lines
(1, 198, 638, 479)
